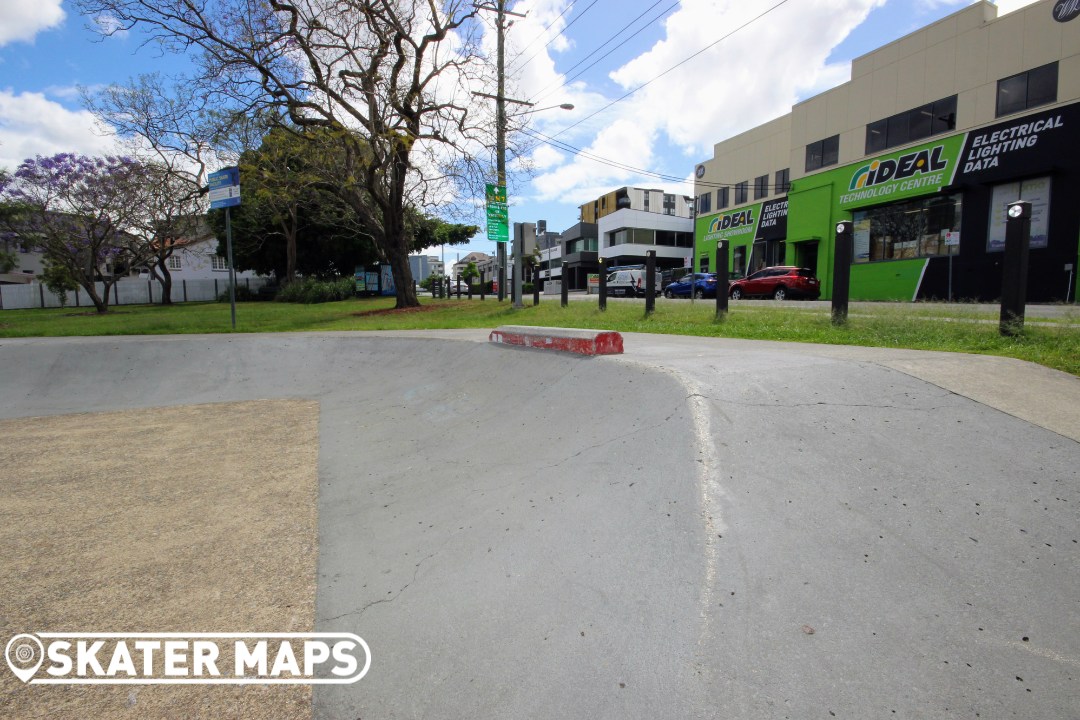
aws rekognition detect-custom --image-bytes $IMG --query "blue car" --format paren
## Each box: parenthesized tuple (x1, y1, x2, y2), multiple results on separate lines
(663, 273, 720, 299)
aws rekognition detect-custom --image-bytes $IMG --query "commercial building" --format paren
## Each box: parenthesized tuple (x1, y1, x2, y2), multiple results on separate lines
(583, 187, 694, 274)
(694, 0, 1079, 302)
(408, 255, 443, 283)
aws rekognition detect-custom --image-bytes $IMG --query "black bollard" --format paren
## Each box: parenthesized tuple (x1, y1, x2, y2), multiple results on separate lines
(832, 221, 852, 326)
(715, 240, 729, 318)
(1000, 200, 1031, 336)
(645, 250, 656, 315)
(598, 258, 607, 312)
(561, 261, 568, 308)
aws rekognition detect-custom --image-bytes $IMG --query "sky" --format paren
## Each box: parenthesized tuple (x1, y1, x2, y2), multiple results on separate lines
(0, 0, 1042, 267)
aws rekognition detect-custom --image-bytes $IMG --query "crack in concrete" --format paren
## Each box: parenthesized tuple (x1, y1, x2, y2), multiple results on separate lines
(318, 548, 441, 624)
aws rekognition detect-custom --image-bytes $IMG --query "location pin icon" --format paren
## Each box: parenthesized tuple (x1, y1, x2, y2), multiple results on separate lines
(5, 634, 45, 683)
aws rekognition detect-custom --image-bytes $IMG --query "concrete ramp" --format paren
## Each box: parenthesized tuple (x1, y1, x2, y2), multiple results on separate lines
(0, 332, 1076, 719)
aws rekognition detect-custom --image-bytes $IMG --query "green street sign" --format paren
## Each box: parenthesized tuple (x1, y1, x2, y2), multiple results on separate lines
(485, 183, 509, 242)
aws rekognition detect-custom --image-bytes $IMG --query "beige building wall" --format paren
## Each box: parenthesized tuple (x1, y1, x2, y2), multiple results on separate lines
(789, 0, 1079, 179)
(693, 114, 792, 219)
(697, 0, 1079, 201)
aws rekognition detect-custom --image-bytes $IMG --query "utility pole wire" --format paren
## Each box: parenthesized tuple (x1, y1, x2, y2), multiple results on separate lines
(521, 127, 793, 192)
(531, 0, 676, 105)
(545, 0, 793, 142)
(509, 0, 603, 73)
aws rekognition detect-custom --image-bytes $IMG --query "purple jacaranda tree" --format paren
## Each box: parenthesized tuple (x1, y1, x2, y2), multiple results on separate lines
(0, 153, 150, 313)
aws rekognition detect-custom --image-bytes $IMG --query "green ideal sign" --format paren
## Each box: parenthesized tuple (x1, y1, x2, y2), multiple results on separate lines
(485, 183, 509, 243)
(836, 134, 965, 209)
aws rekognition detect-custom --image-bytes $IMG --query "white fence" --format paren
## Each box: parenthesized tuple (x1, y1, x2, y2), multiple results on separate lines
(0, 277, 270, 310)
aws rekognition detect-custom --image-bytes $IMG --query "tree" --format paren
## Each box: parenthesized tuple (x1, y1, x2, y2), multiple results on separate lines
(462, 261, 479, 285)
(135, 161, 205, 305)
(39, 260, 79, 308)
(80, 0, 493, 309)
(0, 171, 24, 273)
(84, 75, 227, 305)
(0, 154, 151, 313)
(208, 124, 478, 281)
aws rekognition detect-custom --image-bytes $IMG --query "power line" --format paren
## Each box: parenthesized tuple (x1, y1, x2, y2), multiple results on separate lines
(506, 0, 577, 64)
(531, 0, 677, 106)
(510, 0, 603, 73)
(546, 0, 793, 141)
(521, 126, 793, 192)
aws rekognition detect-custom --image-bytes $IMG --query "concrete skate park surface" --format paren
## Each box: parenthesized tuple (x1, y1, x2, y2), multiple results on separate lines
(0, 331, 1077, 719)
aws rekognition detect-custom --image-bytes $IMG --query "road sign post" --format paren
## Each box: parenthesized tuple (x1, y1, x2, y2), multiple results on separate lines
(209, 167, 241, 329)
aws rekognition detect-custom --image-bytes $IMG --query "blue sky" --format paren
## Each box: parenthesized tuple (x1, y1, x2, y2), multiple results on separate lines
(0, 0, 1038, 265)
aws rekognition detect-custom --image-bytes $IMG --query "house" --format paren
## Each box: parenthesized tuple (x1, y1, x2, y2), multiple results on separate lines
(451, 251, 495, 282)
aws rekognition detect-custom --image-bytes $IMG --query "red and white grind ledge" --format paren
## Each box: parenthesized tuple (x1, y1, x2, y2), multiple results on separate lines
(488, 325, 624, 356)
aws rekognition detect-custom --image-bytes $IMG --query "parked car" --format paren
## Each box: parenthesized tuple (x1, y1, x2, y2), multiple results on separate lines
(606, 267, 662, 297)
(728, 266, 821, 300)
(664, 272, 720, 299)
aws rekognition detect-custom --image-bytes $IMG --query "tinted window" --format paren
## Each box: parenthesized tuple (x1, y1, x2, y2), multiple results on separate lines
(997, 73, 1028, 116)
(909, 103, 933, 140)
(932, 95, 957, 135)
(1028, 62, 1058, 107)
(997, 62, 1058, 117)
(865, 120, 887, 153)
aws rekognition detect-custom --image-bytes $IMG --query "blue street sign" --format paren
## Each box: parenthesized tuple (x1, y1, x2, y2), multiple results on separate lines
(209, 167, 241, 209)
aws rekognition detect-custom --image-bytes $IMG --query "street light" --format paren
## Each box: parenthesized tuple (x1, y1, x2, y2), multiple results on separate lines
(515, 103, 575, 115)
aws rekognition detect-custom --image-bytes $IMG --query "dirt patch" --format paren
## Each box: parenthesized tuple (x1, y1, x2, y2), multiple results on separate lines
(351, 304, 442, 318)
(0, 399, 319, 719)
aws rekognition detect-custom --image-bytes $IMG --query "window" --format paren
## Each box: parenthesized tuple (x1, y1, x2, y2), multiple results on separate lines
(997, 62, 1058, 117)
(717, 187, 729, 209)
(805, 135, 839, 172)
(852, 193, 962, 263)
(643, 192, 650, 212)
(166, 256, 181, 271)
(698, 192, 711, 214)
(734, 181, 748, 205)
(774, 168, 790, 195)
(865, 96, 957, 154)
(732, 246, 746, 276)
(656, 231, 693, 248)
(699, 257, 709, 273)
(754, 174, 769, 200)
(211, 255, 229, 271)
(663, 194, 676, 215)
(987, 177, 1051, 251)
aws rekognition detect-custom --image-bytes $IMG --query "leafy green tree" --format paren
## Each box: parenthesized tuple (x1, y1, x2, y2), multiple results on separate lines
(39, 260, 79, 308)
(80, 0, 492, 309)
(462, 262, 479, 286)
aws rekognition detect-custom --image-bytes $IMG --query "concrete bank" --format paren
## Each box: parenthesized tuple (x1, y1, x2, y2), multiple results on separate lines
(0, 332, 1075, 719)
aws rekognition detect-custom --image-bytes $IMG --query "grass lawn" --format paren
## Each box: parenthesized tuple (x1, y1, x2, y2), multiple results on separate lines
(1, 296, 1078, 376)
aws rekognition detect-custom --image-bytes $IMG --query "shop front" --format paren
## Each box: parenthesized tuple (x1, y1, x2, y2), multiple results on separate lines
(696, 197, 789, 279)
(783, 100, 1080, 302)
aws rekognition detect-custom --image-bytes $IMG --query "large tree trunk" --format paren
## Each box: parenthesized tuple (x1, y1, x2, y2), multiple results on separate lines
(74, 257, 109, 313)
(155, 259, 174, 305)
(386, 244, 417, 309)
(284, 208, 298, 285)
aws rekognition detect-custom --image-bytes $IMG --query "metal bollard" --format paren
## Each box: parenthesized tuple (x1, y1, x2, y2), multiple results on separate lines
(832, 221, 852, 326)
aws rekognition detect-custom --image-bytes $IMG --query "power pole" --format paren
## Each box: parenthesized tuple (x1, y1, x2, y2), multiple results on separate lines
(476, 1, 526, 305)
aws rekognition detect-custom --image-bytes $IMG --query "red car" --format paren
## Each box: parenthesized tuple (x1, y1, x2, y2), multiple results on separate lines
(729, 266, 820, 300)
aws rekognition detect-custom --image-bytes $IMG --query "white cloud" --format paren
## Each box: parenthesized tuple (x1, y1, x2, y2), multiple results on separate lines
(520, 0, 890, 203)
(0, 0, 65, 46)
(0, 90, 118, 171)
(991, 0, 1042, 15)
(93, 14, 130, 39)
